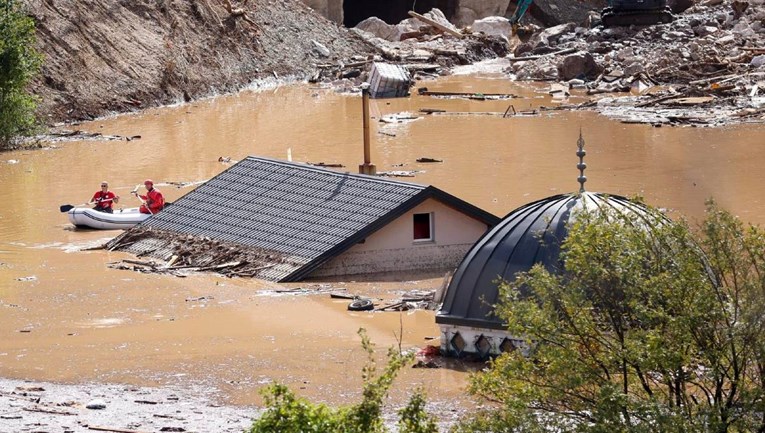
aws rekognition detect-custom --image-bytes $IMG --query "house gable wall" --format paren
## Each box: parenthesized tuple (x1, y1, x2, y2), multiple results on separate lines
(310, 198, 490, 277)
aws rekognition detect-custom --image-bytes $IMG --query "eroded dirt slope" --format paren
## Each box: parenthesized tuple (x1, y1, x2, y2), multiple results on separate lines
(26, 0, 375, 123)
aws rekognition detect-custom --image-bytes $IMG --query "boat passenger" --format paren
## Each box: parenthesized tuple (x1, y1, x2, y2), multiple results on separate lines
(135, 179, 165, 214)
(91, 181, 119, 213)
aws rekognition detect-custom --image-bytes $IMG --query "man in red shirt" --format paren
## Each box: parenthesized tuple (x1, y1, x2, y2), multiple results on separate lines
(135, 179, 165, 214)
(91, 181, 119, 213)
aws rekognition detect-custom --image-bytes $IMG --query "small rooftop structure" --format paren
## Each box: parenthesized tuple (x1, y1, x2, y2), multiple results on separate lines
(435, 133, 661, 358)
(109, 156, 499, 282)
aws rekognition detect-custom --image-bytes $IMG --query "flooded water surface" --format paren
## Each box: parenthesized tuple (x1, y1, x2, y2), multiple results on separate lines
(1, 73, 764, 412)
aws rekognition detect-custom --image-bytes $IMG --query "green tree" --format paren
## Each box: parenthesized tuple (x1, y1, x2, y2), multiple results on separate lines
(250, 328, 437, 433)
(0, 0, 42, 149)
(462, 200, 765, 433)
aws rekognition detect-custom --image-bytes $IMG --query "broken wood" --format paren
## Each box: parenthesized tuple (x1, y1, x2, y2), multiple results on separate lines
(661, 96, 715, 106)
(164, 255, 180, 268)
(306, 162, 345, 168)
(330, 292, 356, 300)
(407, 11, 463, 39)
(417, 109, 523, 117)
(122, 259, 158, 268)
(508, 47, 577, 62)
(417, 88, 517, 99)
(197, 261, 242, 271)
(87, 426, 151, 433)
(23, 406, 76, 416)
(635, 92, 686, 108)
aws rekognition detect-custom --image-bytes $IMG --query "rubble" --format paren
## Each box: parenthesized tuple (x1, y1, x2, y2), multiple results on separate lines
(323, 3, 765, 127)
(504, 1, 765, 125)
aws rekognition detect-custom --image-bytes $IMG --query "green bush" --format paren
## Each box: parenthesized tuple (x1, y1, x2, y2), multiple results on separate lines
(460, 200, 765, 433)
(250, 328, 437, 433)
(0, 0, 42, 149)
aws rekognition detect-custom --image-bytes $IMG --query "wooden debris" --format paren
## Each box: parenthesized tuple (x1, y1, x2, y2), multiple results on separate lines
(407, 11, 463, 39)
(416, 157, 442, 163)
(163, 255, 179, 268)
(48, 129, 141, 142)
(418, 108, 526, 117)
(306, 162, 345, 168)
(661, 96, 715, 106)
(508, 47, 577, 62)
(88, 426, 151, 433)
(417, 87, 517, 100)
(376, 170, 418, 177)
(23, 406, 76, 416)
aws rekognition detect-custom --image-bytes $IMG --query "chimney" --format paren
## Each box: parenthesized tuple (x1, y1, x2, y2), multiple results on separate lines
(358, 84, 376, 175)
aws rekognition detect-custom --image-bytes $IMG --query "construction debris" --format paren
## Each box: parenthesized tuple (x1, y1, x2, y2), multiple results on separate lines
(106, 227, 291, 279)
(417, 87, 518, 100)
(504, 2, 765, 126)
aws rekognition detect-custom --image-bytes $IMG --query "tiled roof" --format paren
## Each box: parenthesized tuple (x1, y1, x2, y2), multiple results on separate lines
(119, 156, 498, 282)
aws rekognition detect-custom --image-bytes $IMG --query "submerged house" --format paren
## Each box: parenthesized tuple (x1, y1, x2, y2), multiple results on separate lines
(436, 134, 661, 357)
(109, 156, 499, 282)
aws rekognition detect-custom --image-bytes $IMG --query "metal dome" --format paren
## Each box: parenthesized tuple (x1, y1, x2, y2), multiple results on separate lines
(436, 191, 657, 330)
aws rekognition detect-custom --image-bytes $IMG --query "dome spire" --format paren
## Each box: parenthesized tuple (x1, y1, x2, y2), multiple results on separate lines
(576, 130, 587, 193)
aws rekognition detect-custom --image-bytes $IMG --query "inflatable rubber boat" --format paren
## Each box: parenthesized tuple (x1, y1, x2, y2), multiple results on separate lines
(67, 207, 150, 230)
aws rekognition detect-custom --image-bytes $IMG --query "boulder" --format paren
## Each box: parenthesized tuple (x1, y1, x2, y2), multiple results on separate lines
(557, 51, 600, 81)
(533, 23, 577, 46)
(355, 17, 401, 41)
(454, 0, 512, 26)
(471, 16, 513, 42)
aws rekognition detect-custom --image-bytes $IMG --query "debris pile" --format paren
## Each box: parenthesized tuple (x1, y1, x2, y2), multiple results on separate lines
(106, 227, 294, 279)
(507, 1, 765, 125)
(311, 9, 509, 86)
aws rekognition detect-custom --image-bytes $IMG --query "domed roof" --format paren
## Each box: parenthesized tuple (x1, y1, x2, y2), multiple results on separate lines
(436, 191, 656, 330)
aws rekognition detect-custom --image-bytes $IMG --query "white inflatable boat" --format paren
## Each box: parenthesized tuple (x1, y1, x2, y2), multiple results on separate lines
(67, 207, 150, 230)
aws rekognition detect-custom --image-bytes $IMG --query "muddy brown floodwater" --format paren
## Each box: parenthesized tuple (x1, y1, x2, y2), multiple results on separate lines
(1, 71, 764, 429)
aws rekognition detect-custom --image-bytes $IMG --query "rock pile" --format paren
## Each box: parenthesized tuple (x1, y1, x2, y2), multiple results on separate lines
(508, 1, 765, 125)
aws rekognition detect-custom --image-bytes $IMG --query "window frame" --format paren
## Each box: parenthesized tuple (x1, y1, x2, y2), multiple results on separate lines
(413, 212, 434, 242)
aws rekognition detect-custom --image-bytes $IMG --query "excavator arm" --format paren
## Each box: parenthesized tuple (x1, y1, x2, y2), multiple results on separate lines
(509, 0, 534, 32)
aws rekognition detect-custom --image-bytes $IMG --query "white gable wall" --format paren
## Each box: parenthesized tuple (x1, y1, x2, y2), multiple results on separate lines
(310, 198, 490, 277)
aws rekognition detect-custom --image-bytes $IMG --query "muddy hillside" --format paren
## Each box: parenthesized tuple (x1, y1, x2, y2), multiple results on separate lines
(26, 0, 765, 127)
(26, 0, 512, 125)
(27, 0, 377, 123)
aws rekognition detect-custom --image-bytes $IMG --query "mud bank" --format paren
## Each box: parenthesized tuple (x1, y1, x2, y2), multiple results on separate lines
(0, 378, 257, 433)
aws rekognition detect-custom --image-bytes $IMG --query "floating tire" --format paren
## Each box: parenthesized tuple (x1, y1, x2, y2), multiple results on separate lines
(348, 299, 374, 311)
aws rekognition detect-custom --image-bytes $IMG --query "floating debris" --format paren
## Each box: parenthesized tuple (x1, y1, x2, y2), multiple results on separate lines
(306, 162, 345, 168)
(417, 87, 517, 100)
(416, 157, 442, 163)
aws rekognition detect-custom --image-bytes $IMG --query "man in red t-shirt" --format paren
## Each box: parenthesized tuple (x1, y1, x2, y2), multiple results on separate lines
(91, 181, 119, 213)
(135, 179, 165, 214)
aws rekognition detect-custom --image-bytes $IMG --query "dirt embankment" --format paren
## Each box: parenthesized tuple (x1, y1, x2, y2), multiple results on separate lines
(27, 0, 375, 124)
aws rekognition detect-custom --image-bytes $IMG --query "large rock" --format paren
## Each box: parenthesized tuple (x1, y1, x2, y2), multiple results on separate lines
(356, 16, 407, 41)
(471, 16, 514, 42)
(455, 0, 512, 26)
(529, 23, 577, 48)
(557, 51, 600, 80)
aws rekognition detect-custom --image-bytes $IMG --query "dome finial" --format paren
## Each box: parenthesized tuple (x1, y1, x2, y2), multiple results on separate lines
(576, 129, 587, 193)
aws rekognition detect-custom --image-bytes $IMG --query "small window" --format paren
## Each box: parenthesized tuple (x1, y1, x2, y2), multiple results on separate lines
(413, 212, 432, 241)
